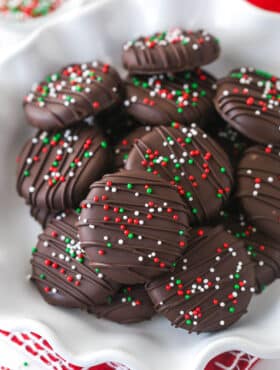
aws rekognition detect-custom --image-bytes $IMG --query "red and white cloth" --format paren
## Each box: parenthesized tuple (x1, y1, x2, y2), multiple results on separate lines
(0, 329, 259, 370)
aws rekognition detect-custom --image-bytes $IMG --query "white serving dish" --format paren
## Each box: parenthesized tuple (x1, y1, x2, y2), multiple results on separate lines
(0, 0, 280, 369)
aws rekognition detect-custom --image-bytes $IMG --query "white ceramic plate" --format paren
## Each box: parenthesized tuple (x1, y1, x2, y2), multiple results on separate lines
(0, 1, 280, 369)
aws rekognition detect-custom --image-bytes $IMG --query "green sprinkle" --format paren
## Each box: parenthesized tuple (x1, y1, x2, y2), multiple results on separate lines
(39, 274, 45, 280)
(176, 279, 182, 285)
(234, 284, 240, 290)
(179, 230, 184, 236)
(185, 137, 192, 144)
(185, 294, 190, 300)
(216, 193, 223, 198)
(52, 160, 59, 167)
(31, 247, 37, 254)
(65, 237, 70, 244)
(200, 90, 206, 97)
(255, 69, 272, 79)
(127, 296, 132, 302)
(146, 187, 153, 194)
(234, 273, 240, 279)
(191, 82, 198, 89)
(192, 208, 198, 214)
(128, 233, 134, 239)
(177, 107, 183, 113)
(107, 242, 112, 248)
(119, 208, 125, 213)
(185, 319, 192, 325)
(127, 183, 133, 190)
(43, 137, 49, 144)
(84, 151, 90, 158)
(95, 268, 100, 273)
(188, 159, 194, 165)
(186, 192, 192, 199)
(231, 72, 243, 79)
(101, 141, 108, 148)
(24, 170, 30, 177)
(229, 306, 235, 313)
(174, 175, 180, 182)
(70, 162, 76, 168)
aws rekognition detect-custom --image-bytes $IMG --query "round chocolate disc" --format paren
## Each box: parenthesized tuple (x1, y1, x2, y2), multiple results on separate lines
(78, 170, 190, 284)
(17, 125, 111, 210)
(90, 285, 155, 324)
(126, 123, 234, 224)
(124, 69, 217, 127)
(23, 61, 124, 130)
(237, 145, 280, 241)
(146, 225, 255, 333)
(31, 210, 120, 308)
(214, 67, 280, 145)
(122, 28, 220, 74)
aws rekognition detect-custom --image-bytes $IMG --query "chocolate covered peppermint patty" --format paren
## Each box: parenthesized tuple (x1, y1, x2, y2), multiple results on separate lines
(78, 170, 190, 284)
(24, 61, 124, 130)
(123, 28, 220, 74)
(124, 69, 216, 127)
(31, 210, 119, 308)
(17, 125, 111, 210)
(214, 67, 280, 144)
(147, 225, 255, 333)
(237, 145, 280, 241)
(126, 123, 233, 224)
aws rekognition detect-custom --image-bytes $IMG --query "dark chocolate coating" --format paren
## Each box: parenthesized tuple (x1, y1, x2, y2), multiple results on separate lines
(17, 125, 111, 210)
(223, 212, 280, 293)
(146, 225, 255, 333)
(214, 67, 280, 144)
(31, 210, 120, 308)
(124, 69, 217, 127)
(78, 170, 190, 284)
(90, 285, 155, 324)
(122, 29, 220, 74)
(23, 61, 124, 131)
(30, 205, 57, 228)
(113, 125, 152, 169)
(126, 123, 233, 224)
(206, 121, 252, 166)
(237, 145, 280, 241)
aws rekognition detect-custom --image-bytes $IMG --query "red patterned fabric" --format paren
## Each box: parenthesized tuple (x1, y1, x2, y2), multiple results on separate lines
(0, 329, 259, 370)
(247, 0, 280, 13)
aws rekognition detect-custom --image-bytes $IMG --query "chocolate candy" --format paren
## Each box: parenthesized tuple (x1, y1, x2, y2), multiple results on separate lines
(122, 29, 220, 74)
(90, 285, 155, 324)
(146, 225, 255, 333)
(237, 145, 280, 241)
(224, 212, 280, 293)
(78, 170, 190, 284)
(126, 123, 233, 224)
(23, 61, 124, 130)
(124, 69, 216, 127)
(17, 125, 111, 210)
(214, 67, 280, 145)
(31, 210, 120, 308)
(114, 125, 152, 169)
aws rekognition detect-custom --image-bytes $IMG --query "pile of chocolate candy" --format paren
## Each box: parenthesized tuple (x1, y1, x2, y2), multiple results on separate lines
(16, 28, 280, 333)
